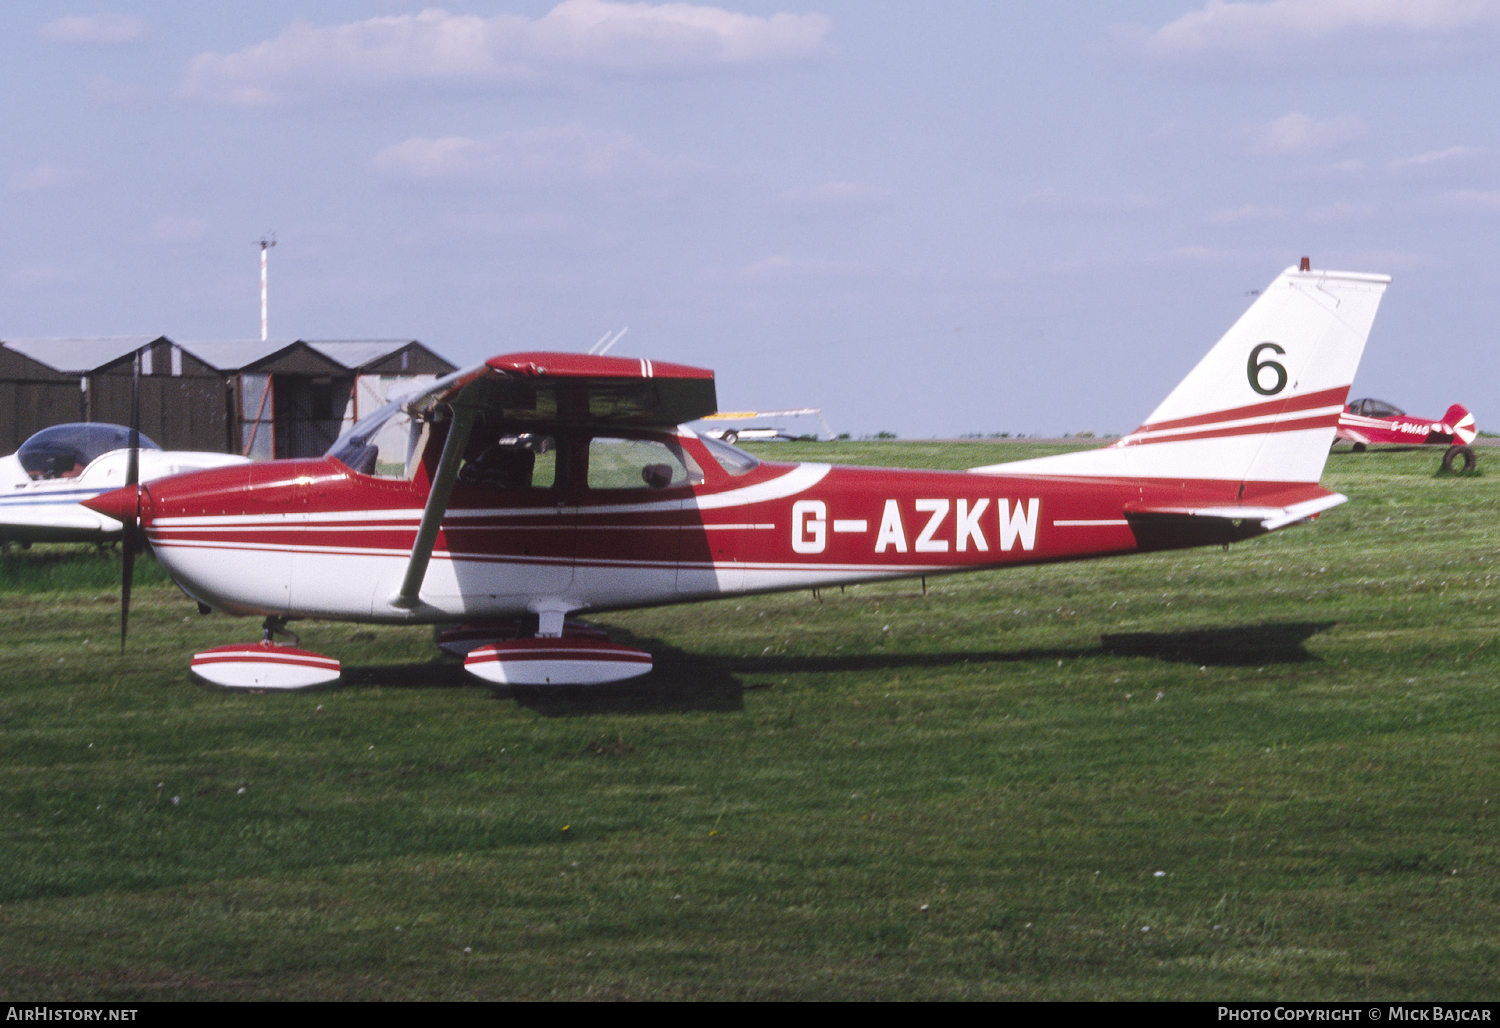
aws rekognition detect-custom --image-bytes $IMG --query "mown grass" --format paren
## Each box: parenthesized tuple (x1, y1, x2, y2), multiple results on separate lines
(0, 442, 1495, 1000)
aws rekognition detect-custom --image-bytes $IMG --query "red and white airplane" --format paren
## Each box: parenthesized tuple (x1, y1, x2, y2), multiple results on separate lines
(87, 262, 1390, 691)
(1335, 398, 1478, 471)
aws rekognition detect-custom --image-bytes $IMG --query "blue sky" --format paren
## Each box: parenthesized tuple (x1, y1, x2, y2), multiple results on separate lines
(4, 1, 1498, 437)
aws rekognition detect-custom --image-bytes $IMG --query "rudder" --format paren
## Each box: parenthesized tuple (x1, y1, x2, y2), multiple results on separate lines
(1443, 404, 1477, 444)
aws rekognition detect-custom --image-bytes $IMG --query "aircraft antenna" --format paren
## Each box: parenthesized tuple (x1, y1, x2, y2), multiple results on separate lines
(259, 233, 277, 341)
(598, 326, 628, 356)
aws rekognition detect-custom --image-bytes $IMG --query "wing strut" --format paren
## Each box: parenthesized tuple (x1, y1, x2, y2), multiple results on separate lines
(392, 403, 479, 609)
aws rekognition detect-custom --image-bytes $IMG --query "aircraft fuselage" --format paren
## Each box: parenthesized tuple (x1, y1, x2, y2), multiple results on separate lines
(134, 430, 1283, 625)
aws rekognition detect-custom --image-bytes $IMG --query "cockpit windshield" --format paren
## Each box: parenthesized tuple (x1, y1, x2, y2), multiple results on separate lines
(326, 364, 482, 478)
(17, 423, 162, 480)
(1351, 398, 1405, 418)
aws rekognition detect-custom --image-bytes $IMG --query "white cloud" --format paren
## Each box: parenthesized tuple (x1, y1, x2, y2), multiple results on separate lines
(774, 181, 893, 211)
(373, 126, 693, 182)
(1306, 201, 1376, 223)
(87, 76, 156, 106)
(1020, 187, 1158, 211)
(11, 266, 71, 288)
(178, 1, 831, 105)
(1039, 246, 1248, 276)
(1438, 188, 1500, 210)
(1233, 112, 1365, 156)
(41, 14, 147, 44)
(1389, 146, 1480, 171)
(9, 164, 84, 191)
(1119, 0, 1500, 67)
(1317, 248, 1436, 270)
(1205, 204, 1288, 225)
(741, 255, 860, 278)
(1313, 158, 1366, 176)
(150, 216, 210, 244)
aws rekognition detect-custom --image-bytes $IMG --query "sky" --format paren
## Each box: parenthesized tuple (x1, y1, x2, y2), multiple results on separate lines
(3, 0, 1499, 438)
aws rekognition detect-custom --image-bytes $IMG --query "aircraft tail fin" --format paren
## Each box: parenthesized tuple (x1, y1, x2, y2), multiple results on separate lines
(972, 264, 1390, 486)
(1443, 404, 1477, 444)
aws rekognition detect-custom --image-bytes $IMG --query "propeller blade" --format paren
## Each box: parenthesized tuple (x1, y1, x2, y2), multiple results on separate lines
(121, 348, 142, 652)
(121, 535, 135, 652)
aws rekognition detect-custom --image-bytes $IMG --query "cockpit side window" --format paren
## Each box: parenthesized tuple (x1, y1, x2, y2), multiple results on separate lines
(586, 436, 704, 491)
(458, 431, 558, 490)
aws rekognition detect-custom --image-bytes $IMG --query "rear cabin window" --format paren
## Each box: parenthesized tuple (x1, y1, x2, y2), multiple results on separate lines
(587, 437, 704, 491)
(698, 434, 760, 477)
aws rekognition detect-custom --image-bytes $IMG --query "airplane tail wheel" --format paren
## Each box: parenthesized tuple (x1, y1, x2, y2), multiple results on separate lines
(1442, 445, 1477, 473)
(723, 431, 738, 444)
(1351, 442, 1367, 453)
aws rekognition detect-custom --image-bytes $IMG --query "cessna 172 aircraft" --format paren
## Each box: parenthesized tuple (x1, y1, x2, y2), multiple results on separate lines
(87, 262, 1389, 691)
(0, 423, 247, 549)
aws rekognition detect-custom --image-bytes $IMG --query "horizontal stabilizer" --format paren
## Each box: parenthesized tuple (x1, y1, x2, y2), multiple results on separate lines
(1126, 490, 1346, 532)
(1121, 486, 1345, 551)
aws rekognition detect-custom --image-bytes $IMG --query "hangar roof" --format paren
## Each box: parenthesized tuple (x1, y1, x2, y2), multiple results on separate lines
(3, 337, 453, 376)
(1, 336, 165, 374)
(171, 338, 301, 371)
(304, 339, 423, 370)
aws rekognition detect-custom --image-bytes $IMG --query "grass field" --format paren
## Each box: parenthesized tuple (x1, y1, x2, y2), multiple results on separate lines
(0, 441, 1495, 1000)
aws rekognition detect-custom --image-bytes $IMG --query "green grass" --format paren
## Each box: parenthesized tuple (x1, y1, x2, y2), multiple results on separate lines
(0, 442, 1496, 999)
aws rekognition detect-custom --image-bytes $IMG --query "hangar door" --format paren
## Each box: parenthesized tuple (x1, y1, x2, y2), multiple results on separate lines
(239, 373, 354, 460)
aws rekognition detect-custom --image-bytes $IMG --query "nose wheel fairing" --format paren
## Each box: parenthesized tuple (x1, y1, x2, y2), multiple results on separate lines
(190, 642, 343, 691)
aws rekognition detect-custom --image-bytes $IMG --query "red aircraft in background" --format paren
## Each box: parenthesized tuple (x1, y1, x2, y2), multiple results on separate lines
(88, 263, 1391, 692)
(1336, 398, 1478, 471)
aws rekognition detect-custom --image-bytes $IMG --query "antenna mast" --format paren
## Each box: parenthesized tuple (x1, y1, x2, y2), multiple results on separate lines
(259, 233, 277, 341)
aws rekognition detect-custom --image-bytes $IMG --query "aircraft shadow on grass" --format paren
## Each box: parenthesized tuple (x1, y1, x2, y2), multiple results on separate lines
(338, 636, 748, 717)
(332, 620, 1334, 716)
(718, 618, 1333, 680)
(1099, 620, 1335, 667)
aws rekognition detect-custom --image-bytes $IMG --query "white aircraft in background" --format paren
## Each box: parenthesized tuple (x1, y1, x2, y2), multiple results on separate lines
(696, 408, 834, 443)
(0, 423, 248, 548)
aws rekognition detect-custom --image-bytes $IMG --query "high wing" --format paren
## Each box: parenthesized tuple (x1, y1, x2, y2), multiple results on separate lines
(482, 352, 716, 426)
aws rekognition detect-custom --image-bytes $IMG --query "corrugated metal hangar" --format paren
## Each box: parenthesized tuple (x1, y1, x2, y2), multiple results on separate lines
(0, 336, 456, 458)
